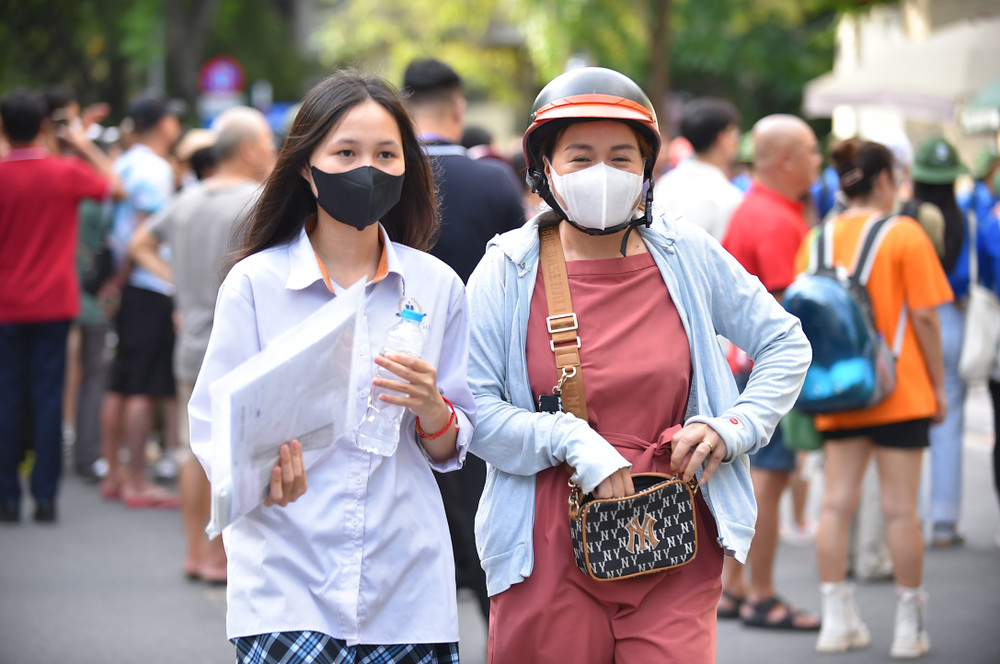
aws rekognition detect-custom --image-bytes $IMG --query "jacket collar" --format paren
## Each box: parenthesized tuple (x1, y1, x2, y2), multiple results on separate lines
(491, 211, 678, 275)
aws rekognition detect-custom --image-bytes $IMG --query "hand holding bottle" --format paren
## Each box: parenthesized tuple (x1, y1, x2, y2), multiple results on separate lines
(372, 352, 451, 431)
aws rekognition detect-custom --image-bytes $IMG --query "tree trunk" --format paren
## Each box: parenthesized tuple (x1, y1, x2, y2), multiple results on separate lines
(165, 0, 224, 105)
(648, 0, 672, 133)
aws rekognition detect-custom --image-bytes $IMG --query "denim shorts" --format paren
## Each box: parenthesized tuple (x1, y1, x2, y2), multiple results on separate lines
(748, 419, 797, 472)
(736, 371, 797, 473)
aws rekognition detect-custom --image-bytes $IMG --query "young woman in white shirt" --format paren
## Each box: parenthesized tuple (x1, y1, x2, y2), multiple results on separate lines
(188, 72, 474, 664)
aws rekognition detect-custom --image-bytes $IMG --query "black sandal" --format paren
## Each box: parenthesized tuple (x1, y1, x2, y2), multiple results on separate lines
(740, 595, 820, 631)
(716, 590, 745, 619)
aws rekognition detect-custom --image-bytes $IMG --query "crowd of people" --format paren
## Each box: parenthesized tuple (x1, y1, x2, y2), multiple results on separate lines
(1, 60, 999, 664)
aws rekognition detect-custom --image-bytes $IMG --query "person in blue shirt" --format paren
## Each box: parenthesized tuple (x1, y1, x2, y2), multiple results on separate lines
(958, 145, 999, 225)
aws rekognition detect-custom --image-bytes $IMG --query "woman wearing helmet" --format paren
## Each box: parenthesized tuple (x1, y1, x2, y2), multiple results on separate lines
(465, 67, 812, 662)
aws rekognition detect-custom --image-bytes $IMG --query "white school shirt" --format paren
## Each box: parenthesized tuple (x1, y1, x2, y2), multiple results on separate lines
(652, 157, 744, 241)
(188, 224, 474, 645)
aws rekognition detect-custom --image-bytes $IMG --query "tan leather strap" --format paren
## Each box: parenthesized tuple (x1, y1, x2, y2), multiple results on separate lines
(538, 223, 589, 422)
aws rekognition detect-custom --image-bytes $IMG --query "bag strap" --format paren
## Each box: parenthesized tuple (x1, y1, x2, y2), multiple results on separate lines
(851, 213, 907, 356)
(850, 213, 894, 286)
(538, 222, 589, 421)
(967, 209, 979, 285)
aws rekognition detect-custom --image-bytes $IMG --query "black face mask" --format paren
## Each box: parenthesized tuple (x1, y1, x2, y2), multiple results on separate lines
(310, 165, 405, 231)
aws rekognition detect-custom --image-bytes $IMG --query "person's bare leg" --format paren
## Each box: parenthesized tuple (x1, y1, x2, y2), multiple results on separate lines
(718, 557, 746, 615)
(160, 397, 178, 455)
(122, 395, 154, 492)
(179, 458, 225, 579)
(817, 437, 872, 582)
(742, 468, 818, 627)
(62, 325, 81, 437)
(99, 391, 124, 496)
(875, 446, 924, 588)
(745, 468, 790, 602)
(790, 452, 812, 533)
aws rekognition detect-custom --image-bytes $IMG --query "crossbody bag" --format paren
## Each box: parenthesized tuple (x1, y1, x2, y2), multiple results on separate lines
(536, 221, 700, 582)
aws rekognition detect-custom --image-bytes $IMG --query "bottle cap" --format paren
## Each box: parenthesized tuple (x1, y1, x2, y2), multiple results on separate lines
(399, 308, 425, 322)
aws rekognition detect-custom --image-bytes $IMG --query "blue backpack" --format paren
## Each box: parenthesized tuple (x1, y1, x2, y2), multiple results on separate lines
(783, 214, 907, 413)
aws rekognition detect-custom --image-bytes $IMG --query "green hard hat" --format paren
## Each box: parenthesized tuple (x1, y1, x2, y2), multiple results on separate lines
(911, 137, 968, 184)
(971, 144, 1000, 180)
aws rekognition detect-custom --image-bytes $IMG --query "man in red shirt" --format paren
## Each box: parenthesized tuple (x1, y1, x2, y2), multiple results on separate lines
(718, 114, 822, 629)
(0, 89, 112, 523)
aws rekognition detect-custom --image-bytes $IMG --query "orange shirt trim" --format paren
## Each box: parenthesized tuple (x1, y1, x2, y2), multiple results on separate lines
(306, 217, 390, 294)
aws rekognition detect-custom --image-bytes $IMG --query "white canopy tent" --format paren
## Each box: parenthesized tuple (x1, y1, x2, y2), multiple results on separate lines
(803, 17, 1000, 124)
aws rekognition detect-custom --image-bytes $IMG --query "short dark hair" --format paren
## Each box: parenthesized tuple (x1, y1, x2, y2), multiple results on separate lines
(1, 89, 47, 143)
(231, 72, 437, 267)
(127, 94, 186, 134)
(462, 125, 492, 150)
(401, 59, 462, 105)
(43, 86, 76, 117)
(679, 98, 740, 154)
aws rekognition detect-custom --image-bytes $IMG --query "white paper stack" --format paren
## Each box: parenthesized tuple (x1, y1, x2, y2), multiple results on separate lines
(207, 280, 365, 537)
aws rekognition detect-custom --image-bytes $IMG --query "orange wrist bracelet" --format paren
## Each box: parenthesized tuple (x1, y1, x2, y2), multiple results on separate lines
(416, 396, 457, 440)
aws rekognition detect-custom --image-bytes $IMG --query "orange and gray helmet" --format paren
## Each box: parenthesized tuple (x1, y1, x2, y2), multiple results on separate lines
(522, 67, 661, 231)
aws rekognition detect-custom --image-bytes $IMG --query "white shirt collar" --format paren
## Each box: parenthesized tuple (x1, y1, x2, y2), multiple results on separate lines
(284, 223, 405, 294)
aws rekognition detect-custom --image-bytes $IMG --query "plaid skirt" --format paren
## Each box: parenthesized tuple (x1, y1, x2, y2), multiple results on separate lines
(234, 631, 460, 664)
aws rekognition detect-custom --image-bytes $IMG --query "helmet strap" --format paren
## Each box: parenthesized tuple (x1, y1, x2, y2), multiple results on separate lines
(618, 180, 655, 257)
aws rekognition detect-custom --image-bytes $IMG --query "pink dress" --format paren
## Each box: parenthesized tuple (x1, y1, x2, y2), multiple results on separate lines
(488, 251, 724, 664)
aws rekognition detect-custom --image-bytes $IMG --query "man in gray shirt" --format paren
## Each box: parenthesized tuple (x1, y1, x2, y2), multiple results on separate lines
(129, 106, 275, 582)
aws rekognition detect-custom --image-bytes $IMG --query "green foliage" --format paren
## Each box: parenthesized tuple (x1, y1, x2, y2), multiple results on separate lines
(313, 0, 845, 122)
(0, 0, 160, 106)
(670, 0, 839, 123)
(313, 0, 522, 100)
(0, 0, 307, 122)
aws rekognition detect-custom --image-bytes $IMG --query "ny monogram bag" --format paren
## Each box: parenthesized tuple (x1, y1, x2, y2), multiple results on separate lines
(537, 222, 700, 582)
(569, 473, 700, 581)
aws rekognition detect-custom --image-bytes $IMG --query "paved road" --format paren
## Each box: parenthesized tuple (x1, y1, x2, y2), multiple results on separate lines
(1, 387, 997, 663)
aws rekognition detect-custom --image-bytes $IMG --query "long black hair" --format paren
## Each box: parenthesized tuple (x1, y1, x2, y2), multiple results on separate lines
(231, 72, 437, 267)
(911, 181, 964, 274)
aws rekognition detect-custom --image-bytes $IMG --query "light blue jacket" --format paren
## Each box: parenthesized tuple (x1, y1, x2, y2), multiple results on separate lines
(466, 214, 811, 596)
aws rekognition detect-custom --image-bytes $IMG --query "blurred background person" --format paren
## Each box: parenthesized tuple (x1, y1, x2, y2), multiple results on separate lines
(402, 57, 525, 620)
(462, 124, 522, 193)
(130, 106, 276, 583)
(718, 114, 822, 632)
(41, 86, 121, 482)
(806, 139, 949, 658)
(959, 145, 1000, 226)
(173, 127, 219, 186)
(653, 97, 743, 241)
(99, 94, 183, 509)
(907, 137, 970, 549)
(0, 88, 113, 523)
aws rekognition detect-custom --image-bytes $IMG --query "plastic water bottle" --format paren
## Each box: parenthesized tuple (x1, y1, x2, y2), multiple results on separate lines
(355, 308, 426, 456)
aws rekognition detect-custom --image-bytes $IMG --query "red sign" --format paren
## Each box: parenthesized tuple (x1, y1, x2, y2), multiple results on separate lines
(199, 56, 245, 94)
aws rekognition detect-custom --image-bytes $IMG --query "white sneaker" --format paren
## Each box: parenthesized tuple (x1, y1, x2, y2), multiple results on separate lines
(153, 453, 179, 482)
(890, 587, 930, 659)
(816, 582, 871, 653)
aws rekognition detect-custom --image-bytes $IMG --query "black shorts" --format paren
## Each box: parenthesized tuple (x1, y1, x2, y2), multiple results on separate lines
(822, 418, 931, 449)
(109, 285, 176, 397)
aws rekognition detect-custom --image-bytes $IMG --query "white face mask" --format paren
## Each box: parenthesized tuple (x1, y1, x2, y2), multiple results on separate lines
(547, 159, 644, 232)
